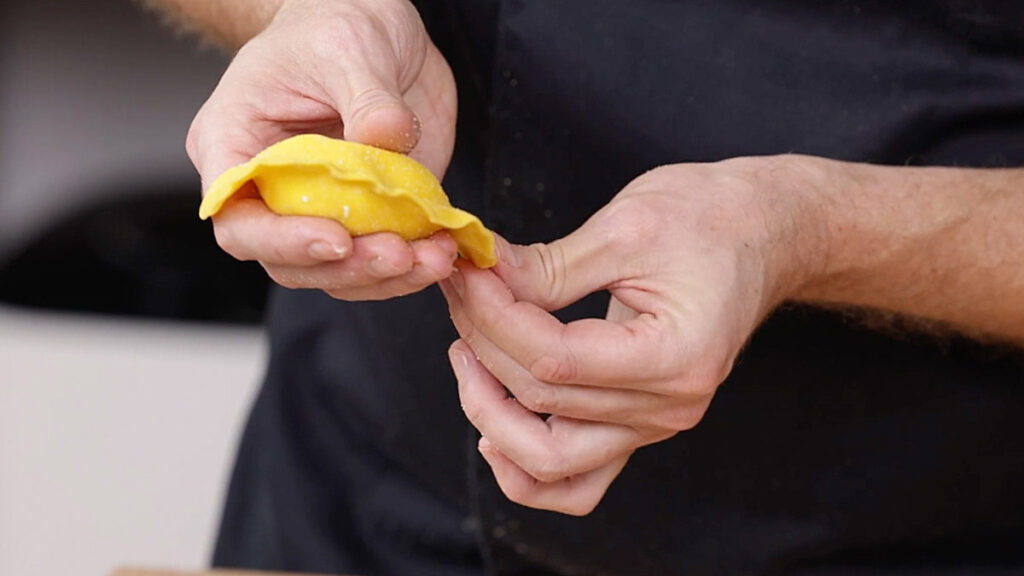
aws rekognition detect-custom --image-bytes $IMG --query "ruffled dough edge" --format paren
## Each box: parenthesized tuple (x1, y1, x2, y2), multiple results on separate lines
(198, 136, 496, 268)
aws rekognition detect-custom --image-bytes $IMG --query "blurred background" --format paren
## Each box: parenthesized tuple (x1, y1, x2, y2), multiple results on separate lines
(0, 1, 271, 574)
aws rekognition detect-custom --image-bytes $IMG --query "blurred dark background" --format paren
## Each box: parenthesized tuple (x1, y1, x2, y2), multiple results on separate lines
(0, 0, 269, 324)
(0, 5, 272, 575)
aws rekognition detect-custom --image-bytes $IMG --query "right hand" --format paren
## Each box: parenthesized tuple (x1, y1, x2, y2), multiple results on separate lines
(187, 0, 460, 300)
(441, 156, 828, 515)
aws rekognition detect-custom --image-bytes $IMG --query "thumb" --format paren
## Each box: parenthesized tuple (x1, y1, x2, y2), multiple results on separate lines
(492, 232, 622, 312)
(344, 88, 421, 153)
(325, 67, 421, 153)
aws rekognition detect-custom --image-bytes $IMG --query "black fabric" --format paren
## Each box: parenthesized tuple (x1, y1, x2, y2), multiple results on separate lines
(213, 287, 482, 576)
(213, 2, 1024, 575)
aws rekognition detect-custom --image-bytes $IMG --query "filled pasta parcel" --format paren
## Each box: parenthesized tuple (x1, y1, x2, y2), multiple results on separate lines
(199, 134, 497, 268)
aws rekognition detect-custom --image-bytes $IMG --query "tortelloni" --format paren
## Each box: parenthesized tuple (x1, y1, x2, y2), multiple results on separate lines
(198, 134, 497, 268)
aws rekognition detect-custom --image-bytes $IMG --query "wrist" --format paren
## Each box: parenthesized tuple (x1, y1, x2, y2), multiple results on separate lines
(781, 158, 1018, 335)
(142, 0, 285, 50)
(718, 154, 837, 312)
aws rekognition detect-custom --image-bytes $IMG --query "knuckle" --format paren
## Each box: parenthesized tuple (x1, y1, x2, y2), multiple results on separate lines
(457, 391, 485, 428)
(473, 304, 504, 334)
(672, 355, 732, 397)
(404, 263, 431, 287)
(531, 351, 578, 384)
(453, 312, 481, 346)
(350, 86, 400, 117)
(647, 428, 679, 445)
(499, 475, 536, 506)
(715, 355, 737, 385)
(212, 225, 242, 259)
(663, 372, 710, 398)
(561, 494, 601, 517)
(184, 122, 200, 166)
(528, 448, 571, 484)
(658, 406, 704, 432)
(531, 242, 568, 309)
(325, 289, 352, 301)
(463, 406, 484, 429)
(270, 243, 289, 264)
(388, 283, 418, 298)
(516, 382, 558, 414)
(600, 193, 664, 250)
(404, 265, 441, 293)
(266, 269, 301, 290)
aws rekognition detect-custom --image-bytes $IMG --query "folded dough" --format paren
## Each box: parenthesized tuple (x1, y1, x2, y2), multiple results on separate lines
(198, 134, 496, 268)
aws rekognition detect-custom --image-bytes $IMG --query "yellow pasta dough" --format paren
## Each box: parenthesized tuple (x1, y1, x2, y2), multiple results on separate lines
(199, 134, 496, 268)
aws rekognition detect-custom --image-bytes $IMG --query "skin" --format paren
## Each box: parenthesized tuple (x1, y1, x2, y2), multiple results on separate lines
(153, 0, 462, 300)
(138, 0, 281, 48)
(440, 158, 1024, 515)
(149, 0, 1024, 516)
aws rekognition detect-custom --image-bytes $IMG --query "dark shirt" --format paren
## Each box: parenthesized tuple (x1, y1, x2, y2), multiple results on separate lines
(213, 2, 1024, 575)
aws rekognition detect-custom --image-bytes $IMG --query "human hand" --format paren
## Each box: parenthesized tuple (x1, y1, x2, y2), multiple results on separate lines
(187, 0, 460, 300)
(441, 156, 828, 515)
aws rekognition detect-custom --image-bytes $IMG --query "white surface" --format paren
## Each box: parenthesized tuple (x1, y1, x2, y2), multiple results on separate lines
(0, 306, 265, 576)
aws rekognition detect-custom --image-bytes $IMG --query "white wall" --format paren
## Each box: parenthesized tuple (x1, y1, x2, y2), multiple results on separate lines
(0, 307, 265, 576)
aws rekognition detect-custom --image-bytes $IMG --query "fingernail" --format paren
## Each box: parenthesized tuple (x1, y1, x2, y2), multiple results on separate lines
(309, 241, 347, 260)
(367, 256, 401, 277)
(449, 268, 465, 296)
(478, 436, 493, 453)
(430, 231, 458, 255)
(449, 342, 470, 371)
(494, 235, 521, 267)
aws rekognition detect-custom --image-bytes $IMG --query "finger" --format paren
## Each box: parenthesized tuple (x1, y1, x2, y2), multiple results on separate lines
(316, 52, 421, 153)
(186, 94, 257, 191)
(450, 341, 654, 482)
(188, 117, 267, 193)
(449, 262, 679, 390)
(265, 230, 444, 288)
(187, 74, 341, 190)
(479, 437, 630, 516)
(212, 195, 354, 265)
(491, 226, 623, 312)
(290, 8, 427, 154)
(266, 232, 454, 297)
(607, 294, 640, 323)
(187, 47, 419, 191)
(345, 93, 421, 153)
(442, 282, 701, 428)
(323, 232, 459, 300)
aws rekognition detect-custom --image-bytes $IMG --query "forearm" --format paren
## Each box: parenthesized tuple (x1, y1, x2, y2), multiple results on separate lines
(783, 157, 1024, 342)
(138, 0, 284, 49)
